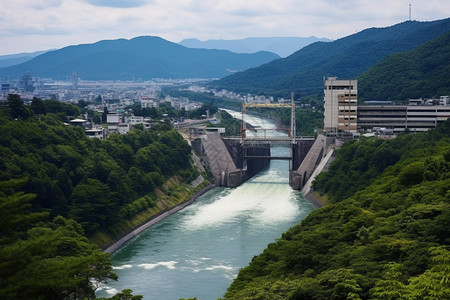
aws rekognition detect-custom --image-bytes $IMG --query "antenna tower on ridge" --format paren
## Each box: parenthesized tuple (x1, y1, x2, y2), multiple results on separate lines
(409, 3, 412, 21)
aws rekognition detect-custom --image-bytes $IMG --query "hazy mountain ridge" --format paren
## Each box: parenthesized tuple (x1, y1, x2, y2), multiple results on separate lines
(179, 36, 332, 57)
(211, 18, 450, 98)
(0, 50, 50, 68)
(0, 36, 280, 80)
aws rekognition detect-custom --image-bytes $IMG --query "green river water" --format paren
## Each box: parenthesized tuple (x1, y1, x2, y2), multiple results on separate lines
(96, 114, 317, 300)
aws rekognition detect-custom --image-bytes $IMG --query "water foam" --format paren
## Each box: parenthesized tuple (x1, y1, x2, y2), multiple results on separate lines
(113, 264, 133, 270)
(96, 286, 119, 295)
(183, 180, 300, 230)
(138, 261, 177, 270)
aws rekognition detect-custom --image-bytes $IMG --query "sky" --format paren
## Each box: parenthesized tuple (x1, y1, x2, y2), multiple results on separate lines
(0, 0, 449, 56)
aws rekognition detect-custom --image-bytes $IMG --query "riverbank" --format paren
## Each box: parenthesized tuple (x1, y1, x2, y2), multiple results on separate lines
(103, 183, 216, 254)
(304, 190, 328, 208)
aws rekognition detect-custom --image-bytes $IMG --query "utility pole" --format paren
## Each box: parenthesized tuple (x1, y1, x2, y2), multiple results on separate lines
(290, 92, 296, 140)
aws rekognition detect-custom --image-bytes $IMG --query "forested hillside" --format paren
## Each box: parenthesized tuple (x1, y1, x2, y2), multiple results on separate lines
(211, 18, 450, 98)
(358, 31, 450, 101)
(223, 120, 449, 299)
(0, 95, 202, 299)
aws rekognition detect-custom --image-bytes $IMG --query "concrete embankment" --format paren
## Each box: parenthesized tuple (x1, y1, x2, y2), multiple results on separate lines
(305, 191, 327, 208)
(104, 184, 216, 254)
(301, 146, 335, 208)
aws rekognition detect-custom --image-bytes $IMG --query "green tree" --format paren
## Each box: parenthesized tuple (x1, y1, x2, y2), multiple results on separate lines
(6, 94, 32, 119)
(30, 97, 46, 115)
(405, 246, 450, 299)
(0, 178, 48, 243)
(370, 263, 408, 299)
(70, 178, 119, 233)
(102, 107, 109, 123)
(0, 180, 117, 299)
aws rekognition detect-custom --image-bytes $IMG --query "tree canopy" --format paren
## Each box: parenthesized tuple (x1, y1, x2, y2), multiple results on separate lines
(223, 119, 450, 299)
(0, 95, 199, 299)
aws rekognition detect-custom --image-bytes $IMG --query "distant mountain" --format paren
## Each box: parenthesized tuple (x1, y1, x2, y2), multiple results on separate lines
(0, 36, 279, 81)
(0, 50, 51, 68)
(358, 31, 450, 101)
(179, 37, 331, 58)
(211, 18, 450, 98)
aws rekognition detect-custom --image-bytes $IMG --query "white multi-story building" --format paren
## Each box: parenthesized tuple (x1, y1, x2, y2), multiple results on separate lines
(324, 77, 358, 133)
(106, 113, 120, 124)
(125, 115, 144, 125)
(141, 97, 159, 108)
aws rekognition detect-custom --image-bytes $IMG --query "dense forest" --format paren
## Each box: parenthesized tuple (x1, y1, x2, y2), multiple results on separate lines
(222, 120, 449, 299)
(358, 31, 450, 101)
(0, 94, 203, 299)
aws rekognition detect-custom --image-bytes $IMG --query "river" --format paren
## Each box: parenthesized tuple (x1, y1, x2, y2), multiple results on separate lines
(96, 113, 317, 300)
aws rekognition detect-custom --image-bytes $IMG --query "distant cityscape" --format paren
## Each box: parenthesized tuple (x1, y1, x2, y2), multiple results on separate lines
(0, 72, 281, 104)
(0, 73, 285, 140)
(0, 72, 290, 111)
(2, 73, 449, 140)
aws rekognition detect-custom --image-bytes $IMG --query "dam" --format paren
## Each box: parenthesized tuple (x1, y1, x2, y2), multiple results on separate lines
(191, 101, 335, 190)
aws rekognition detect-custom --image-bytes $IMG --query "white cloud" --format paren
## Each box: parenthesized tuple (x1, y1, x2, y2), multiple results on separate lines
(85, 0, 150, 8)
(0, 0, 448, 55)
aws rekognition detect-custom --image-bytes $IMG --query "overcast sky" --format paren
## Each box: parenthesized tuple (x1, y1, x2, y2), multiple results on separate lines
(0, 0, 448, 56)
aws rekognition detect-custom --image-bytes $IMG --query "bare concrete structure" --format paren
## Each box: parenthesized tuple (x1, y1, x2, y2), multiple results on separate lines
(193, 133, 246, 187)
(289, 134, 334, 190)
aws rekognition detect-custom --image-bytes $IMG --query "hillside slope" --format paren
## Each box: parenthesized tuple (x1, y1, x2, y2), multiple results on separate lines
(0, 36, 279, 80)
(211, 18, 450, 98)
(358, 31, 450, 101)
(223, 120, 450, 299)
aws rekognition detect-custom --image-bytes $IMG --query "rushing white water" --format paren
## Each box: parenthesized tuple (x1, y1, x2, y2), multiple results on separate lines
(95, 112, 316, 300)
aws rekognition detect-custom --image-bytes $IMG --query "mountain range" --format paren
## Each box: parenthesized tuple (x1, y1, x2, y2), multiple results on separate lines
(211, 18, 450, 98)
(0, 36, 279, 81)
(179, 37, 331, 57)
(0, 50, 51, 68)
(1, 18, 449, 99)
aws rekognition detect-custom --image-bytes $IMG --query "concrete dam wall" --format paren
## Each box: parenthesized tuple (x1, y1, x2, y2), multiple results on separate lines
(191, 133, 270, 187)
(289, 134, 334, 190)
(192, 133, 332, 190)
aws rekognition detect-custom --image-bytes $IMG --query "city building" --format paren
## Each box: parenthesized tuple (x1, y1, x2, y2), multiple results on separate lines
(141, 97, 159, 108)
(188, 127, 225, 139)
(324, 77, 450, 136)
(69, 118, 87, 127)
(358, 101, 450, 133)
(323, 77, 358, 133)
(85, 127, 106, 139)
(106, 113, 120, 124)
